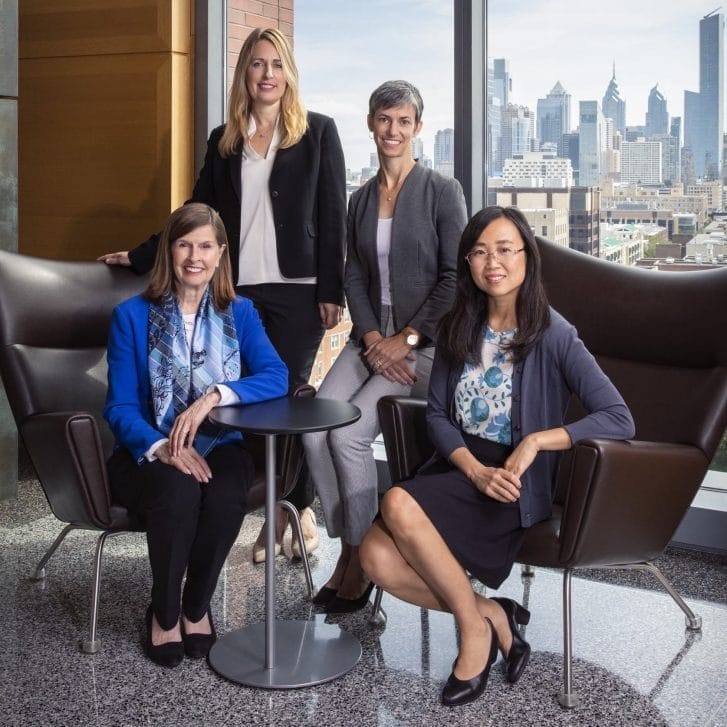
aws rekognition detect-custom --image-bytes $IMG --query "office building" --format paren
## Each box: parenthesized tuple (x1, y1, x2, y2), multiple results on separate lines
(645, 84, 668, 137)
(684, 10, 725, 180)
(499, 104, 535, 171)
(621, 140, 663, 185)
(561, 132, 580, 184)
(578, 100, 605, 187)
(495, 185, 601, 255)
(519, 207, 569, 246)
(433, 128, 454, 176)
(651, 133, 680, 185)
(536, 81, 571, 153)
(502, 151, 573, 187)
(602, 65, 626, 134)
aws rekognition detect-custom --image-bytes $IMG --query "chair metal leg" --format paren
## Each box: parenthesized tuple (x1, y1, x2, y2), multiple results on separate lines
(622, 562, 702, 630)
(558, 568, 578, 708)
(33, 523, 79, 579)
(80, 530, 125, 654)
(368, 585, 386, 627)
(279, 499, 315, 599)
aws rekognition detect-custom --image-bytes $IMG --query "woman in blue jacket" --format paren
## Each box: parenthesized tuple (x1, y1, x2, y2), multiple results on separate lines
(360, 206, 634, 707)
(104, 203, 287, 667)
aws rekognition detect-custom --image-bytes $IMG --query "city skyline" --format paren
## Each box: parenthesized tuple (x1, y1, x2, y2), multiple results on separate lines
(296, 2, 720, 174)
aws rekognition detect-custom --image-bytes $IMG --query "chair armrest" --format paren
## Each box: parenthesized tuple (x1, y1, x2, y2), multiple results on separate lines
(20, 412, 113, 528)
(558, 438, 709, 567)
(377, 396, 431, 483)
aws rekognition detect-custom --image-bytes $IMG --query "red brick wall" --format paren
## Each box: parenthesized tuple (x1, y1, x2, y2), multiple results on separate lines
(227, 0, 293, 82)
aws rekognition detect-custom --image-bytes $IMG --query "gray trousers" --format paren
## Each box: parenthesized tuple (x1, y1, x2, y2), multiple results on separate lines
(303, 311, 433, 546)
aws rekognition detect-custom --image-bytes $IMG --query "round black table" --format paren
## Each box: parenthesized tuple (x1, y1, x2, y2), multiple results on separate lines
(207, 396, 361, 689)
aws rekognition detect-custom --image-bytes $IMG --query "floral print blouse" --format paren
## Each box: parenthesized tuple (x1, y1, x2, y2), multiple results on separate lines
(454, 326, 516, 445)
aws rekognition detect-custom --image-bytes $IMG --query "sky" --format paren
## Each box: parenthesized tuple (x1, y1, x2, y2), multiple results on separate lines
(294, 0, 719, 172)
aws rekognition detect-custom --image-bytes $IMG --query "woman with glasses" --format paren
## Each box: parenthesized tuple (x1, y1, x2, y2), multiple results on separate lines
(99, 28, 347, 563)
(360, 206, 634, 706)
(302, 80, 467, 614)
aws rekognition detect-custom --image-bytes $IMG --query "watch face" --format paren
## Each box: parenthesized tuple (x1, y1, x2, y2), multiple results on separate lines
(406, 334, 419, 346)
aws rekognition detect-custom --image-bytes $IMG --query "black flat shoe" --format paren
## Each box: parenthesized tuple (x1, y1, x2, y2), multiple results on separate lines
(324, 582, 374, 613)
(490, 596, 531, 684)
(312, 586, 338, 606)
(181, 607, 217, 659)
(441, 617, 499, 707)
(145, 605, 184, 668)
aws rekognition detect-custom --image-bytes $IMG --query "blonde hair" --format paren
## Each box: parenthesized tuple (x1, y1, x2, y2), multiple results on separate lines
(219, 28, 308, 156)
(145, 203, 236, 309)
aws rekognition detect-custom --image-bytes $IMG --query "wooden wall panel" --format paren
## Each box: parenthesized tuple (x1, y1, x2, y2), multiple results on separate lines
(19, 0, 192, 261)
(19, 0, 190, 57)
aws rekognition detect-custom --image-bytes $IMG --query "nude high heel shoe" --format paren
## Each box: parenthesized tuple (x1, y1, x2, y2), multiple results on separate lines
(252, 506, 289, 563)
(291, 507, 320, 558)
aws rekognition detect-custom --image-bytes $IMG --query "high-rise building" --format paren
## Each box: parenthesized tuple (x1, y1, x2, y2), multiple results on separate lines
(433, 128, 454, 176)
(621, 140, 663, 185)
(602, 64, 626, 135)
(645, 84, 668, 137)
(491, 58, 511, 109)
(536, 81, 571, 153)
(561, 132, 580, 184)
(500, 104, 535, 172)
(487, 59, 510, 175)
(652, 134, 680, 184)
(579, 100, 605, 187)
(684, 10, 725, 180)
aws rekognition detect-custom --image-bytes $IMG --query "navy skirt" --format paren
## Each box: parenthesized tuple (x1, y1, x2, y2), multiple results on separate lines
(398, 433, 526, 589)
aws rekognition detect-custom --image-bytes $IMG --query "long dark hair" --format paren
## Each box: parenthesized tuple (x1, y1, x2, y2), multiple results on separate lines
(438, 206, 550, 365)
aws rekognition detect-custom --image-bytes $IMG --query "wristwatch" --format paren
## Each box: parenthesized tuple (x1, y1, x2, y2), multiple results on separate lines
(405, 332, 420, 347)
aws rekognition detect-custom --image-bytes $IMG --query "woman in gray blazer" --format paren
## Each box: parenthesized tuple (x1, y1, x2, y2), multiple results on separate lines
(302, 80, 467, 613)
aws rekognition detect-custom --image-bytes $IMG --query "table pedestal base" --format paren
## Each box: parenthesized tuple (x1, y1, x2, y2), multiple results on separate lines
(208, 619, 362, 689)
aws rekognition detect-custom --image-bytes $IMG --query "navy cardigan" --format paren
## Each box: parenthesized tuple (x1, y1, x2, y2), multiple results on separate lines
(425, 309, 635, 527)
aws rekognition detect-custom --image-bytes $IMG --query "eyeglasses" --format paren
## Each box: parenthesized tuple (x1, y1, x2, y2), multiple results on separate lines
(465, 247, 525, 265)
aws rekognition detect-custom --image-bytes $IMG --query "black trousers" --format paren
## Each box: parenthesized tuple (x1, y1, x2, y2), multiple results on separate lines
(108, 443, 253, 630)
(236, 282, 324, 510)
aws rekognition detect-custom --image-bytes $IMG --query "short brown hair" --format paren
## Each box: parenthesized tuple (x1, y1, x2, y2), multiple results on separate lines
(145, 203, 236, 309)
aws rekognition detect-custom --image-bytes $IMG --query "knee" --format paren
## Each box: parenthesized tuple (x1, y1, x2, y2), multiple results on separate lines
(379, 486, 415, 533)
(329, 423, 370, 454)
(142, 467, 200, 516)
(302, 430, 327, 458)
(359, 526, 390, 586)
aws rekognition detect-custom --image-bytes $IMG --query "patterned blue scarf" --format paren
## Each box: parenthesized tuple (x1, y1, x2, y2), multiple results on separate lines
(148, 288, 240, 456)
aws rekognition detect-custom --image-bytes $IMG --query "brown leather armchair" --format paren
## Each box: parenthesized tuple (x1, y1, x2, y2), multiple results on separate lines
(0, 250, 314, 653)
(372, 238, 727, 708)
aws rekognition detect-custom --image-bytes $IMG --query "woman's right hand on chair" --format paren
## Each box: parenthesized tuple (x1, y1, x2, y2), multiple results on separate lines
(97, 251, 131, 266)
(155, 442, 212, 483)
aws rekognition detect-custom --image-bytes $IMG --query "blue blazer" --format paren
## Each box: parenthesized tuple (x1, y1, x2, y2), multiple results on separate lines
(425, 309, 635, 527)
(104, 294, 288, 463)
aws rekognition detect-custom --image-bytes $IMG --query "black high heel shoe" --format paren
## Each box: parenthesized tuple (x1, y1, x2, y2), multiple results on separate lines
(145, 605, 184, 668)
(441, 617, 499, 707)
(181, 607, 217, 659)
(490, 596, 531, 684)
(324, 582, 375, 614)
(311, 586, 338, 606)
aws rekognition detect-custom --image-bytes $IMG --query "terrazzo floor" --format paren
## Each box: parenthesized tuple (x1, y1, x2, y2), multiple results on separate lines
(1, 476, 726, 727)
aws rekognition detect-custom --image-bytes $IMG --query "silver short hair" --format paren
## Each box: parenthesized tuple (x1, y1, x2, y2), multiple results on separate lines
(368, 80, 424, 123)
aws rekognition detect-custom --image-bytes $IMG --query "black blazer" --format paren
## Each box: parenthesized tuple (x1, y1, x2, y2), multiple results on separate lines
(128, 112, 347, 304)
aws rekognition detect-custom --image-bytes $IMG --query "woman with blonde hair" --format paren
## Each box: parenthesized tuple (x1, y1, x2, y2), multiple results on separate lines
(100, 27, 347, 562)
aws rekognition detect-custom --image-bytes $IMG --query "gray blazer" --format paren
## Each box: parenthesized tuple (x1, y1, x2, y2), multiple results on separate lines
(344, 163, 467, 346)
